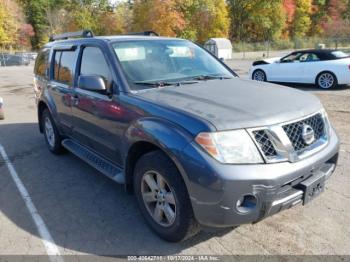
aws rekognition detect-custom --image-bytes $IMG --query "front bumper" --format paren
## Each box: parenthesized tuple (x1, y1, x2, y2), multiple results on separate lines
(179, 126, 340, 228)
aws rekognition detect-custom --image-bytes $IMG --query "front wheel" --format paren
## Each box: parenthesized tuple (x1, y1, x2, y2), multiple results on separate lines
(252, 69, 267, 82)
(316, 72, 337, 89)
(134, 151, 200, 242)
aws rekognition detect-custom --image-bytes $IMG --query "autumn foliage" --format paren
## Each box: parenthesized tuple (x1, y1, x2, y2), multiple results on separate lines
(132, 0, 185, 37)
(1, 0, 350, 50)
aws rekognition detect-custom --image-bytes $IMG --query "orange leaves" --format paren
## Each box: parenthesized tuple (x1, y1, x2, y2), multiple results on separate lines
(132, 0, 185, 37)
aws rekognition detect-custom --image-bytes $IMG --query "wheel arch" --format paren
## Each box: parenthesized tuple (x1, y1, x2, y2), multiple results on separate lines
(252, 68, 267, 81)
(38, 100, 49, 133)
(315, 70, 338, 85)
(123, 118, 193, 194)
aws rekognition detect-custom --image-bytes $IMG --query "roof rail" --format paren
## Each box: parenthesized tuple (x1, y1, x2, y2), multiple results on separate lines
(126, 31, 159, 36)
(49, 30, 94, 42)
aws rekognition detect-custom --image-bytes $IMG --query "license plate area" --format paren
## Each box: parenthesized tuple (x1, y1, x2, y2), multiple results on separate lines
(297, 172, 326, 205)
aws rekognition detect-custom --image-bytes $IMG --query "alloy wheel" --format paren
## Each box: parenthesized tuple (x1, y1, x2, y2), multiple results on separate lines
(253, 70, 266, 81)
(141, 170, 176, 227)
(318, 73, 334, 89)
(44, 117, 55, 148)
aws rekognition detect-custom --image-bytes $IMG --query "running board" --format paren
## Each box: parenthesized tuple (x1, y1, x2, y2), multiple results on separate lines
(62, 139, 125, 184)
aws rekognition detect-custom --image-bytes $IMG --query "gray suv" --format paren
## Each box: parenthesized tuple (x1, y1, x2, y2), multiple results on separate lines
(34, 30, 340, 242)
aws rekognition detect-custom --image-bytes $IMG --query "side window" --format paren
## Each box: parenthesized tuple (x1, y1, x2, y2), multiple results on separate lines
(34, 49, 50, 78)
(308, 53, 320, 62)
(300, 53, 320, 62)
(54, 51, 61, 81)
(80, 47, 111, 88)
(299, 53, 309, 62)
(281, 53, 302, 63)
(53, 50, 76, 86)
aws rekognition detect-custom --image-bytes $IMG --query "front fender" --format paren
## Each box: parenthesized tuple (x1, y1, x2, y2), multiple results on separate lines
(123, 117, 195, 188)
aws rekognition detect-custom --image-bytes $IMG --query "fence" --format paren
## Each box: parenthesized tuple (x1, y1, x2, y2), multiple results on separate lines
(232, 37, 350, 60)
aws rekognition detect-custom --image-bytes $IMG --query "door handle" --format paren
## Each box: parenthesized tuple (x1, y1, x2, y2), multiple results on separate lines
(71, 95, 79, 105)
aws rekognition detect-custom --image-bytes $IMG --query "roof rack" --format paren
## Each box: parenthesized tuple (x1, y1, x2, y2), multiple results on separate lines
(49, 30, 94, 42)
(125, 31, 159, 36)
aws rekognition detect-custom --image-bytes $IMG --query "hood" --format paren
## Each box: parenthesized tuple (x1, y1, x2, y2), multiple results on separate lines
(252, 57, 281, 66)
(135, 78, 323, 131)
(263, 57, 281, 64)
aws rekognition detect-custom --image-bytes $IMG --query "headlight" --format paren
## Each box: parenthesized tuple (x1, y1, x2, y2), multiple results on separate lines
(195, 130, 263, 164)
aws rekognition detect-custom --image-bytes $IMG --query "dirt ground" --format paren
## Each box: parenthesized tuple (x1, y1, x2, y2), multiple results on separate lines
(0, 62, 349, 256)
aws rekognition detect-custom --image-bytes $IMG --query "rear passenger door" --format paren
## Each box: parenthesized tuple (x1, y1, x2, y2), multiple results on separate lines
(49, 46, 77, 133)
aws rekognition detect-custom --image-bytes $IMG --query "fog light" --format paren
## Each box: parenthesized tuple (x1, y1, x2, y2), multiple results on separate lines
(236, 194, 257, 213)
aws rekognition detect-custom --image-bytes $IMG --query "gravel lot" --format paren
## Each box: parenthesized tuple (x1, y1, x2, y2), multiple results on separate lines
(0, 62, 349, 256)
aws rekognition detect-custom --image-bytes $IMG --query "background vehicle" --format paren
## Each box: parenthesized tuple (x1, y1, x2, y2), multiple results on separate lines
(0, 54, 30, 66)
(34, 31, 339, 242)
(250, 49, 350, 89)
(15, 51, 37, 60)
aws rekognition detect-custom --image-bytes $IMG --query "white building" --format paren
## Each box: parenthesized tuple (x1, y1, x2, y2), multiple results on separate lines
(204, 38, 233, 60)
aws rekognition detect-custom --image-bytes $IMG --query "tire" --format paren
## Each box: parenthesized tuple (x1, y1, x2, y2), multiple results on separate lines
(252, 69, 267, 82)
(134, 150, 200, 242)
(42, 109, 64, 154)
(316, 71, 337, 89)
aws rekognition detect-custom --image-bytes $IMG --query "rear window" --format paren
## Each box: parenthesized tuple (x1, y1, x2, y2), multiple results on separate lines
(331, 51, 349, 59)
(34, 49, 50, 78)
(53, 50, 77, 86)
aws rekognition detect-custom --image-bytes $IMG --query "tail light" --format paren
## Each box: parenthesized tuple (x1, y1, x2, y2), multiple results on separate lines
(348, 65, 350, 71)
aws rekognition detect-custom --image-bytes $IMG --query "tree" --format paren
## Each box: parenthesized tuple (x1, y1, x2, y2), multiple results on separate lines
(324, 19, 350, 38)
(177, 0, 230, 43)
(18, 23, 35, 48)
(291, 0, 312, 38)
(323, 0, 350, 39)
(18, 0, 64, 48)
(282, 0, 296, 38)
(0, 0, 25, 47)
(132, 0, 185, 37)
(63, 0, 130, 35)
(228, 0, 285, 42)
(343, 0, 350, 20)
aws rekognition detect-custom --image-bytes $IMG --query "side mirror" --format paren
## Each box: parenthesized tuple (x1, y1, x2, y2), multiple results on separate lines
(78, 75, 106, 92)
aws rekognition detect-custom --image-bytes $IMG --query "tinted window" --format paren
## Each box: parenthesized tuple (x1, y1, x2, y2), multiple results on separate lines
(80, 47, 111, 88)
(299, 53, 320, 62)
(54, 51, 60, 80)
(34, 49, 50, 78)
(281, 53, 302, 63)
(53, 50, 76, 86)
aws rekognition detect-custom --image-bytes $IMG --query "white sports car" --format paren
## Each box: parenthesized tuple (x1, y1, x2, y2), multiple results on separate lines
(249, 49, 350, 89)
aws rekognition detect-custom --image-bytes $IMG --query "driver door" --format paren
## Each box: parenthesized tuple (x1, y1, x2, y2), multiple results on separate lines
(71, 45, 124, 165)
(268, 52, 303, 83)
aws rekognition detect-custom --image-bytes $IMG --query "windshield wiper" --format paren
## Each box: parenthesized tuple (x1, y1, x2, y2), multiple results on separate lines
(190, 75, 233, 81)
(133, 81, 175, 87)
(133, 80, 199, 87)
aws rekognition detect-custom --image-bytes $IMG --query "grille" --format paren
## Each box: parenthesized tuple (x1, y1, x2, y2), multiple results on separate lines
(253, 130, 277, 157)
(282, 113, 325, 152)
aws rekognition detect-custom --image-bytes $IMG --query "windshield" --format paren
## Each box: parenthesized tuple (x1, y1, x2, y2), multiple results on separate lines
(331, 51, 349, 59)
(111, 40, 235, 90)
